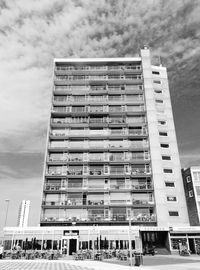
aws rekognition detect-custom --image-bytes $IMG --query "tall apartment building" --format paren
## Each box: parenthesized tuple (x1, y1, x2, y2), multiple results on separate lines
(40, 47, 189, 231)
(182, 166, 200, 226)
(17, 200, 30, 227)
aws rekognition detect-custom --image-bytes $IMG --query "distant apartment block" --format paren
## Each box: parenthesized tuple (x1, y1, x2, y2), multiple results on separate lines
(17, 200, 30, 227)
(182, 166, 200, 226)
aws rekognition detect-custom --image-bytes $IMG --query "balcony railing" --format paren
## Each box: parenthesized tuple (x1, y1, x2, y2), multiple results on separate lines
(132, 214, 156, 222)
(55, 75, 142, 81)
(110, 168, 125, 175)
(89, 169, 104, 176)
(132, 199, 154, 205)
(132, 184, 153, 190)
(67, 169, 83, 176)
(110, 200, 131, 205)
(87, 200, 104, 205)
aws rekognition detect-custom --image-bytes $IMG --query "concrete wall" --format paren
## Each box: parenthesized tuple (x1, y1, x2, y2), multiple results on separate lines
(141, 48, 189, 227)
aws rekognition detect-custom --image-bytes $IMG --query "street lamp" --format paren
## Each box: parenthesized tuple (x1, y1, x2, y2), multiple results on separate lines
(4, 199, 10, 227)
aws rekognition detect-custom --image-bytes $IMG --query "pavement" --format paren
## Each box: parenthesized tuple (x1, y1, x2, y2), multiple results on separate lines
(0, 255, 200, 270)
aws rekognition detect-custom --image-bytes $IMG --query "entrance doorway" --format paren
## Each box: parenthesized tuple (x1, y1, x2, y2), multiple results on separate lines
(61, 236, 78, 255)
(69, 239, 77, 255)
(188, 238, 196, 254)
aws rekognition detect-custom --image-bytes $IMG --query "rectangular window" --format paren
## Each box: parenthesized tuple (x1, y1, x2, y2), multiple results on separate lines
(162, 156, 171, 160)
(189, 190, 193, 197)
(159, 132, 168, 136)
(169, 211, 179, 216)
(193, 172, 200, 181)
(155, 99, 163, 104)
(152, 71, 160, 75)
(167, 196, 177, 202)
(154, 89, 162, 94)
(165, 182, 175, 187)
(154, 80, 161, 84)
(158, 120, 166, 125)
(186, 176, 191, 183)
(163, 169, 173, 173)
(160, 143, 169, 148)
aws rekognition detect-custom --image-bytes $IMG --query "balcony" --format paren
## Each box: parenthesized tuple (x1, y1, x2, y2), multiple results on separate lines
(132, 184, 153, 190)
(132, 199, 154, 206)
(110, 200, 131, 205)
(89, 169, 104, 176)
(131, 167, 151, 175)
(132, 214, 156, 222)
(112, 214, 126, 221)
(67, 169, 83, 176)
(87, 200, 104, 206)
(44, 184, 62, 191)
(110, 168, 125, 175)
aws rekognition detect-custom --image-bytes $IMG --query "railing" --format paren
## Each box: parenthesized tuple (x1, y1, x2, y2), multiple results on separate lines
(132, 184, 153, 190)
(132, 199, 154, 205)
(67, 170, 83, 175)
(132, 214, 156, 222)
(131, 168, 151, 175)
(55, 75, 142, 81)
(109, 155, 124, 161)
(87, 200, 104, 205)
(110, 168, 125, 175)
(110, 200, 131, 205)
(53, 96, 144, 103)
(112, 215, 126, 221)
(89, 169, 104, 176)
(47, 171, 66, 176)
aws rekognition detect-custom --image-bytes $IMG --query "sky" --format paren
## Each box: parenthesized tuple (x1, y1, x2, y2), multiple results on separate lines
(0, 0, 200, 230)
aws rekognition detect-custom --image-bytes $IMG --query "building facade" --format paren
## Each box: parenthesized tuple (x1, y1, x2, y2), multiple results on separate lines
(40, 47, 188, 230)
(182, 166, 200, 226)
(3, 47, 190, 255)
(17, 200, 30, 227)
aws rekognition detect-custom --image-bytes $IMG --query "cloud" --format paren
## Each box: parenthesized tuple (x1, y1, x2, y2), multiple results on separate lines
(0, 0, 200, 227)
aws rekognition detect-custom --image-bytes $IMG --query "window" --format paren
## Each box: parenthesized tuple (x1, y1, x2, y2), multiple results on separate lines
(189, 190, 193, 198)
(154, 80, 161, 84)
(154, 89, 162, 94)
(152, 71, 160, 75)
(167, 196, 177, 202)
(165, 182, 175, 187)
(159, 132, 168, 136)
(169, 211, 179, 216)
(193, 172, 200, 181)
(158, 120, 166, 125)
(160, 143, 169, 148)
(186, 176, 191, 183)
(162, 156, 171, 160)
(163, 169, 173, 173)
(155, 99, 163, 104)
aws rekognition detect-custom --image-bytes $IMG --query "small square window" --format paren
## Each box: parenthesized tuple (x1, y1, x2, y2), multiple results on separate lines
(159, 132, 168, 136)
(169, 211, 179, 216)
(163, 169, 173, 173)
(165, 182, 175, 187)
(162, 156, 171, 160)
(158, 120, 166, 125)
(155, 99, 163, 104)
(167, 196, 177, 202)
(152, 71, 160, 75)
(160, 143, 169, 148)
(154, 80, 161, 84)
(189, 190, 193, 197)
(154, 89, 162, 94)
(186, 176, 191, 183)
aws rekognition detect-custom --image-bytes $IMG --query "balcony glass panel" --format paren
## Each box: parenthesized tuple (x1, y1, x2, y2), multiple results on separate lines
(110, 128, 125, 136)
(50, 141, 66, 148)
(89, 129, 105, 136)
(125, 74, 142, 80)
(109, 95, 124, 101)
(131, 164, 151, 174)
(109, 106, 122, 112)
(90, 75, 107, 80)
(71, 106, 87, 113)
(108, 85, 124, 91)
(132, 193, 153, 204)
(109, 117, 125, 124)
(89, 153, 104, 162)
(68, 180, 82, 188)
(88, 179, 104, 189)
(110, 179, 125, 189)
(69, 128, 86, 136)
(68, 153, 83, 162)
(129, 140, 146, 148)
(108, 140, 124, 148)
(89, 95, 107, 102)
(109, 153, 124, 162)
(128, 128, 145, 136)
(89, 106, 104, 112)
(71, 117, 88, 123)
(127, 105, 144, 112)
(67, 166, 83, 175)
(72, 96, 86, 102)
(125, 85, 143, 90)
(53, 106, 68, 112)
(110, 166, 124, 175)
(89, 166, 104, 176)
(89, 140, 104, 148)
(127, 116, 145, 124)
(90, 85, 106, 91)
(51, 129, 67, 136)
(126, 94, 143, 101)
(49, 153, 65, 161)
(52, 118, 66, 124)
(132, 209, 155, 222)
(54, 96, 68, 102)
(48, 166, 66, 175)
(90, 117, 107, 124)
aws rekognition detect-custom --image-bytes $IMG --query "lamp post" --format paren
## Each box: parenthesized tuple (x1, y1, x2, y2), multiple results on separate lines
(4, 199, 10, 227)
(128, 217, 133, 266)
